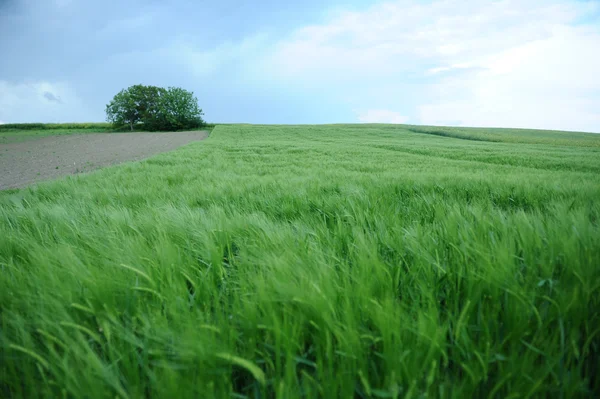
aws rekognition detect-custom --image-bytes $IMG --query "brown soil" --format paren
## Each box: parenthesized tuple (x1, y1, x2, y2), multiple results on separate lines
(0, 131, 208, 190)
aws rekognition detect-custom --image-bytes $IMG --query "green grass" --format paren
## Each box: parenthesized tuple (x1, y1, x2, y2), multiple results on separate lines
(1, 124, 599, 398)
(0, 124, 114, 144)
(0, 122, 115, 131)
(0, 123, 216, 144)
(403, 124, 600, 147)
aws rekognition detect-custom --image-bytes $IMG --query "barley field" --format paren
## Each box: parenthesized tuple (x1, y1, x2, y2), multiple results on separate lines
(1, 124, 599, 398)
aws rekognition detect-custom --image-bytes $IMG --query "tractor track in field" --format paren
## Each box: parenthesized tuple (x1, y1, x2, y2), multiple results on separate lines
(0, 131, 208, 190)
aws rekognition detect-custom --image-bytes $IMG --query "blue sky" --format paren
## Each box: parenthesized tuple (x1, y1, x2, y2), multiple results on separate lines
(1, 0, 600, 132)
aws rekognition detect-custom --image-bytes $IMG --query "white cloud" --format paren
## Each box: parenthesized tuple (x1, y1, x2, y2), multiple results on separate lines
(419, 24, 600, 131)
(268, 0, 595, 77)
(0, 81, 93, 123)
(263, 0, 600, 132)
(357, 109, 408, 124)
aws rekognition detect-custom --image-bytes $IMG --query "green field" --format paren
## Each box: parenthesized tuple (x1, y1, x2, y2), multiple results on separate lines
(1, 124, 599, 398)
(0, 123, 215, 144)
(0, 123, 114, 144)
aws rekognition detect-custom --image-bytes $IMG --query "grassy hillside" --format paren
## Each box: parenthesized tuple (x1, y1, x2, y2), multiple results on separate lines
(0, 123, 114, 143)
(403, 124, 600, 147)
(0, 122, 115, 131)
(1, 125, 599, 398)
(0, 123, 215, 144)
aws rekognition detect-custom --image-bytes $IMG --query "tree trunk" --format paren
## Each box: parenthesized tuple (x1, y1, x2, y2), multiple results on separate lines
(130, 121, 134, 131)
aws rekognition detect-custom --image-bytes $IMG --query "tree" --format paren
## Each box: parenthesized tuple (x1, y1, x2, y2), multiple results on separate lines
(154, 87, 204, 131)
(106, 85, 160, 131)
(105, 87, 137, 131)
(105, 85, 204, 131)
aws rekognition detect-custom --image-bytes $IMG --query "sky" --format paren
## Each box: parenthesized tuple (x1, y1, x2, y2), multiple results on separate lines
(1, 0, 600, 132)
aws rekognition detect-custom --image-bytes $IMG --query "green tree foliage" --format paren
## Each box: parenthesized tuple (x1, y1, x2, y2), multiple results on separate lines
(105, 85, 204, 131)
(105, 85, 153, 131)
(161, 87, 204, 130)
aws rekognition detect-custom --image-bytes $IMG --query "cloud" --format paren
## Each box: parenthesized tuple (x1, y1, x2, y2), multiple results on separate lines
(268, 1, 594, 78)
(2, 0, 599, 130)
(264, 0, 600, 132)
(43, 91, 63, 104)
(357, 109, 408, 124)
(419, 24, 600, 131)
(0, 81, 93, 123)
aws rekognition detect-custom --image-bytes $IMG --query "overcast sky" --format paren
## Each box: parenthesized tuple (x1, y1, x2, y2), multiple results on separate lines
(1, 0, 599, 132)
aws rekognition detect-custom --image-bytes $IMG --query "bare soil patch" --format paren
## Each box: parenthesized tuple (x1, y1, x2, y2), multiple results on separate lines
(0, 131, 208, 190)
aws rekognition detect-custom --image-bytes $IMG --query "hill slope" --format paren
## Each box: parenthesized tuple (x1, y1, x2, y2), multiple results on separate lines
(1, 124, 599, 397)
